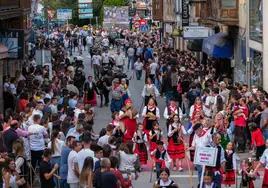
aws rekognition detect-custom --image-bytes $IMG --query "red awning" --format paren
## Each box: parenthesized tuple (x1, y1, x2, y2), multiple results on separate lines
(0, 43, 8, 59)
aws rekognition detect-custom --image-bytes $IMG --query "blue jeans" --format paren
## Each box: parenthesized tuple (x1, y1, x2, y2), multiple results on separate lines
(128, 56, 134, 70)
(165, 91, 173, 106)
(262, 130, 268, 142)
(196, 164, 202, 182)
(227, 121, 235, 141)
(110, 99, 122, 113)
(136, 70, 142, 80)
(51, 157, 61, 188)
(60, 179, 70, 188)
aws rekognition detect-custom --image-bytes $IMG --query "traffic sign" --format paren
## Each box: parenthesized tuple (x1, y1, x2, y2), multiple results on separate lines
(133, 13, 141, 21)
(57, 9, 72, 20)
(140, 25, 149, 32)
(140, 19, 146, 26)
(134, 21, 140, 28)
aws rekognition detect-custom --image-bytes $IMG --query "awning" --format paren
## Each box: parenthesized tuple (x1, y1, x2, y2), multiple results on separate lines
(187, 39, 203, 52)
(202, 33, 233, 58)
(0, 43, 8, 59)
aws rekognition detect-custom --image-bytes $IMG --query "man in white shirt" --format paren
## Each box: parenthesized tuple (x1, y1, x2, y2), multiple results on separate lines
(149, 59, 158, 81)
(127, 46, 135, 70)
(102, 36, 109, 50)
(28, 114, 49, 171)
(74, 136, 95, 173)
(92, 53, 102, 79)
(86, 34, 93, 56)
(114, 49, 125, 71)
(31, 101, 44, 119)
(203, 88, 213, 118)
(133, 57, 143, 80)
(97, 124, 114, 147)
(67, 141, 82, 188)
(188, 123, 210, 182)
(101, 49, 110, 67)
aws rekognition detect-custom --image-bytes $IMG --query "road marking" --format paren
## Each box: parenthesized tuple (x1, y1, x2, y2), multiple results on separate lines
(170, 175, 264, 178)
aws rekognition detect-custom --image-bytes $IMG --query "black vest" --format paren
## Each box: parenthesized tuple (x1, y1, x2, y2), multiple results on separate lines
(151, 129, 161, 142)
(207, 145, 222, 169)
(224, 151, 233, 170)
(157, 179, 175, 188)
(155, 149, 166, 159)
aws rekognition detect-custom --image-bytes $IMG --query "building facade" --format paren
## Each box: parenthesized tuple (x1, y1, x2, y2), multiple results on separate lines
(0, 0, 32, 113)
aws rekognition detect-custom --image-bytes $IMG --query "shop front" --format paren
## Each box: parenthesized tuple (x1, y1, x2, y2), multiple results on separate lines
(250, 49, 263, 88)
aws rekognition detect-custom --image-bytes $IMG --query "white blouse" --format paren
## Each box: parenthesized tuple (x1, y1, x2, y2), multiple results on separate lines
(260, 149, 268, 169)
(167, 123, 187, 137)
(142, 106, 160, 119)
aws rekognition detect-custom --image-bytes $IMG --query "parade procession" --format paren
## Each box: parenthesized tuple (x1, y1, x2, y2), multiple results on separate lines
(0, 0, 268, 187)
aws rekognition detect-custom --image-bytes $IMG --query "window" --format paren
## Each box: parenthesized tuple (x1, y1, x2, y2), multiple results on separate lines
(250, 49, 263, 88)
(249, 0, 263, 42)
(221, 0, 236, 8)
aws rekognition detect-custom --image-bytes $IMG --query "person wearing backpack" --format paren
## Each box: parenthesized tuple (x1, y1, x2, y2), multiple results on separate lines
(153, 168, 178, 188)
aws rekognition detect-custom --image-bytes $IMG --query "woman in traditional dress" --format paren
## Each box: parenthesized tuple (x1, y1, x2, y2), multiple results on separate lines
(119, 98, 139, 143)
(84, 76, 99, 107)
(167, 114, 187, 171)
(133, 123, 148, 165)
(141, 77, 160, 106)
(142, 97, 160, 135)
(110, 111, 125, 139)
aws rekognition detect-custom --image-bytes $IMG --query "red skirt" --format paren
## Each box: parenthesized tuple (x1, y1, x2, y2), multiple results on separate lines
(167, 139, 185, 159)
(150, 141, 157, 157)
(222, 169, 235, 185)
(84, 92, 97, 106)
(134, 144, 148, 164)
(262, 169, 268, 187)
(123, 118, 137, 142)
(142, 119, 150, 138)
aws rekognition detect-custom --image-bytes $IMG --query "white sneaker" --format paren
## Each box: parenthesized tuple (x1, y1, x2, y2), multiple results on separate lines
(173, 166, 177, 171)
(178, 167, 183, 171)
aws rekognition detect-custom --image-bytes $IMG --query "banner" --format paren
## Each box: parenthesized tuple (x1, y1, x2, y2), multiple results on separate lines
(181, 0, 189, 27)
(103, 6, 129, 24)
(57, 9, 72, 20)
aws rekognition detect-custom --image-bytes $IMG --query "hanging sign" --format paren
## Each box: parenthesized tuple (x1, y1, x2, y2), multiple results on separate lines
(181, 0, 189, 26)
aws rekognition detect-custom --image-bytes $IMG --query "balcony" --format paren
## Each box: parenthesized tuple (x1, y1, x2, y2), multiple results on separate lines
(0, 0, 20, 10)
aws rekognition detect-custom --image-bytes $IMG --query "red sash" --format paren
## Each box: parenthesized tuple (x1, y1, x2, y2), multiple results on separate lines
(168, 105, 178, 114)
(148, 105, 156, 111)
(113, 84, 120, 90)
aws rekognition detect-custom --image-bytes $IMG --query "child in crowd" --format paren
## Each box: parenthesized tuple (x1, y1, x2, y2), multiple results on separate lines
(167, 114, 187, 171)
(151, 141, 171, 179)
(149, 121, 164, 157)
(198, 170, 219, 188)
(222, 142, 237, 187)
(133, 122, 148, 165)
(153, 168, 178, 188)
(249, 122, 265, 161)
(239, 158, 260, 188)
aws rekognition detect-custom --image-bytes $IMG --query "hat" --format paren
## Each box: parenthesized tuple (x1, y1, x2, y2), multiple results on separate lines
(37, 100, 44, 104)
(180, 67, 186, 72)
(124, 98, 132, 104)
(193, 123, 203, 131)
(113, 78, 120, 83)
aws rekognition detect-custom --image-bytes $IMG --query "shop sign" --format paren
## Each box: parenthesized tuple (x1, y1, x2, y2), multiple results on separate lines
(57, 9, 72, 20)
(165, 24, 172, 33)
(194, 147, 218, 167)
(181, 0, 189, 26)
(183, 26, 209, 39)
(0, 30, 24, 59)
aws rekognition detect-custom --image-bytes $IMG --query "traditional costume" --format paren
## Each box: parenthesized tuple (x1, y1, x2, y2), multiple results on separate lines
(240, 168, 259, 188)
(142, 105, 159, 135)
(222, 150, 237, 186)
(151, 147, 171, 178)
(133, 130, 148, 164)
(167, 123, 186, 159)
(163, 104, 182, 132)
(260, 149, 268, 188)
(119, 99, 139, 142)
(149, 129, 163, 156)
(84, 81, 98, 106)
(141, 84, 159, 106)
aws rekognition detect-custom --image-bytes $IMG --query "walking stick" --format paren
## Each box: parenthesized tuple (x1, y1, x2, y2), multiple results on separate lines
(139, 98, 145, 115)
(184, 142, 193, 188)
(149, 161, 154, 183)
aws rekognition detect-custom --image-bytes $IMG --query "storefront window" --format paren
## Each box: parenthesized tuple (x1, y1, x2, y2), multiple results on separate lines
(250, 49, 263, 88)
(249, 0, 263, 42)
(222, 0, 236, 8)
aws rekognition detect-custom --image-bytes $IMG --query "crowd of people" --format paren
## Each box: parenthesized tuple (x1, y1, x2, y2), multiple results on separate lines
(1, 24, 268, 188)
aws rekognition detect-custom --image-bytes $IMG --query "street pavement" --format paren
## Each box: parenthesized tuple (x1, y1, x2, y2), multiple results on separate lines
(31, 49, 264, 187)
(75, 49, 265, 188)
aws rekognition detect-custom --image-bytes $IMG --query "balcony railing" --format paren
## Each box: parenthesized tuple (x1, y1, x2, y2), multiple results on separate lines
(0, 0, 20, 10)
